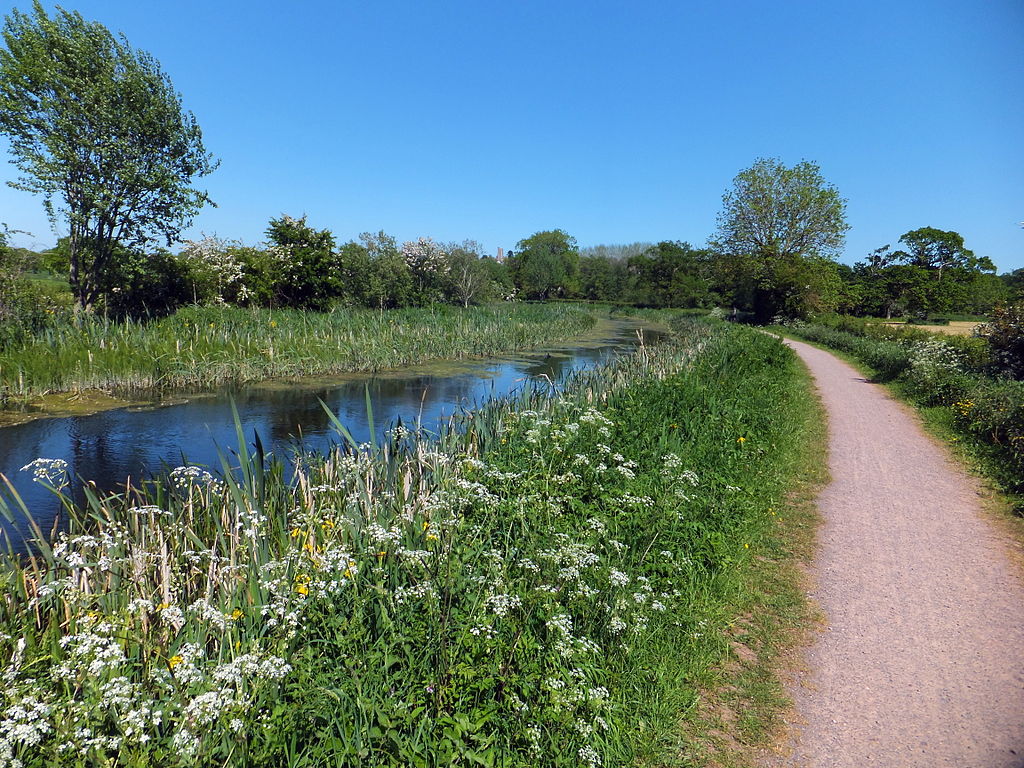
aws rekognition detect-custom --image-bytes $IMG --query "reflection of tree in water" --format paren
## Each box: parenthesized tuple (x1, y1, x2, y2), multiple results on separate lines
(522, 353, 573, 380)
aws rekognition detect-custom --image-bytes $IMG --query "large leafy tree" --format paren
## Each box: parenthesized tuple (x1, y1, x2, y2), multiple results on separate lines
(712, 157, 848, 320)
(507, 229, 580, 300)
(0, 2, 217, 311)
(893, 227, 993, 278)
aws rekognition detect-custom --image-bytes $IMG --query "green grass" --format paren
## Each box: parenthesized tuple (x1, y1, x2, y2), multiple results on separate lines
(0, 303, 598, 402)
(23, 271, 71, 291)
(667, 351, 826, 767)
(0, 317, 821, 767)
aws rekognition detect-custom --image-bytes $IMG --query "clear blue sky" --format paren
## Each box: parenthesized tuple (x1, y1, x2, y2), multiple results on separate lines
(1, 0, 1022, 271)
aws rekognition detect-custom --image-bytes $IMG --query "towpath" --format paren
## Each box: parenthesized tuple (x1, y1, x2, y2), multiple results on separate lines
(770, 339, 1024, 767)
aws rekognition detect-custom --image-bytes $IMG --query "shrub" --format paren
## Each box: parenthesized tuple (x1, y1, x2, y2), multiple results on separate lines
(785, 319, 1024, 499)
(977, 303, 1024, 380)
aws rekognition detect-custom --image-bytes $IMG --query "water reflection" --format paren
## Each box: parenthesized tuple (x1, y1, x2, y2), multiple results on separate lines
(0, 321, 665, 536)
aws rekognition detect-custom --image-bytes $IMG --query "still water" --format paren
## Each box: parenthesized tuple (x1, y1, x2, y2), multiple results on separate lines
(0, 320, 665, 538)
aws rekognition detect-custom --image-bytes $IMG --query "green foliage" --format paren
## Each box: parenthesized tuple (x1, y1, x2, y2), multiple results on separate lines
(508, 230, 580, 300)
(0, 304, 597, 398)
(98, 246, 193, 319)
(626, 242, 716, 308)
(841, 228, 1001, 319)
(0, 226, 73, 350)
(0, 1, 217, 310)
(356, 231, 413, 310)
(266, 215, 337, 310)
(577, 255, 628, 302)
(445, 241, 498, 307)
(783, 319, 1024, 499)
(711, 158, 848, 322)
(1002, 268, 1024, 303)
(894, 227, 993, 275)
(0, 318, 814, 766)
(977, 303, 1024, 380)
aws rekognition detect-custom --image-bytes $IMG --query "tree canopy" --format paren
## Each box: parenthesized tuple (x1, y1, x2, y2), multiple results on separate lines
(712, 158, 848, 320)
(713, 157, 848, 263)
(507, 230, 580, 300)
(0, 1, 217, 310)
(846, 227, 1000, 318)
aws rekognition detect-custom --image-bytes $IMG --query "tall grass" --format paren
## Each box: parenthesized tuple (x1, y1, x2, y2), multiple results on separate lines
(0, 303, 597, 401)
(0, 318, 813, 766)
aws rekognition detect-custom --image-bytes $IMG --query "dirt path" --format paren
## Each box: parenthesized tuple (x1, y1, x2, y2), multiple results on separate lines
(771, 339, 1024, 767)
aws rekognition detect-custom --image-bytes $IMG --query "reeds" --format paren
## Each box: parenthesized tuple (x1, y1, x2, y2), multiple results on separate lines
(0, 303, 597, 400)
(0, 318, 814, 767)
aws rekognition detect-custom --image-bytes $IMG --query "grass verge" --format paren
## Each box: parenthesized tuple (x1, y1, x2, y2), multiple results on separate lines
(657, 334, 827, 767)
(0, 317, 823, 767)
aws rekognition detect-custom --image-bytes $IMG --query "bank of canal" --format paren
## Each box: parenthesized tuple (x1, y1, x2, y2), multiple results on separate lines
(0, 319, 665, 540)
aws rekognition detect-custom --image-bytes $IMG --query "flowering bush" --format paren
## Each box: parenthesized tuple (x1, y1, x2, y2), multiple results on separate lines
(905, 339, 971, 404)
(977, 303, 1024, 381)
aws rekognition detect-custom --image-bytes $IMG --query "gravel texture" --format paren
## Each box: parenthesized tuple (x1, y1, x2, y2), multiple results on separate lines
(771, 339, 1024, 768)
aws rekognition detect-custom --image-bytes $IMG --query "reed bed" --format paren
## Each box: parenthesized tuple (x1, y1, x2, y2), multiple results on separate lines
(0, 303, 597, 400)
(0, 318, 812, 767)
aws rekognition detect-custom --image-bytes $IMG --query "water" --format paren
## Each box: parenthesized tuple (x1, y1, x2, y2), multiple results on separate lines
(0, 320, 665, 539)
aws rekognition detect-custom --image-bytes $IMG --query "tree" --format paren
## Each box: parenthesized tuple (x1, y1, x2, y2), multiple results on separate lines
(358, 231, 411, 310)
(893, 227, 993, 279)
(266, 215, 336, 310)
(445, 240, 492, 307)
(401, 237, 449, 305)
(507, 230, 580, 300)
(627, 241, 714, 308)
(712, 158, 848, 320)
(0, 2, 217, 311)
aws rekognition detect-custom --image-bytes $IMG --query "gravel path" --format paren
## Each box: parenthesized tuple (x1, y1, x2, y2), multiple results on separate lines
(772, 339, 1024, 768)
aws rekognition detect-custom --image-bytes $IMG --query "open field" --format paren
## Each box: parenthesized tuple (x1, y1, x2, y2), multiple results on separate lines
(880, 320, 982, 336)
(0, 318, 818, 767)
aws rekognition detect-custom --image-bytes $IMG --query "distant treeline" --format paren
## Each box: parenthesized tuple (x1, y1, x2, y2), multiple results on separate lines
(2, 219, 1022, 333)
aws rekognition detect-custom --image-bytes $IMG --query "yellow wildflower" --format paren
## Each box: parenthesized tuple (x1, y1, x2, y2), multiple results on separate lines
(168, 655, 184, 669)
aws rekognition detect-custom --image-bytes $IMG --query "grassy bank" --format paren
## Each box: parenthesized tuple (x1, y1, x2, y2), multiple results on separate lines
(0, 317, 818, 767)
(0, 303, 597, 404)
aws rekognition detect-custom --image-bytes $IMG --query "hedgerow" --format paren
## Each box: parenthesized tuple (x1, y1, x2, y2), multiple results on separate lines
(781, 318, 1024, 499)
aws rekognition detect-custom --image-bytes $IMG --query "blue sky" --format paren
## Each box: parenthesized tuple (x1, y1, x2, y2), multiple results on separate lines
(1, 0, 1022, 271)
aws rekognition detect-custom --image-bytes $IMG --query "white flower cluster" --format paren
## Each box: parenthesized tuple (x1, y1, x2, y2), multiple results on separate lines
(19, 458, 68, 485)
(169, 465, 223, 493)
